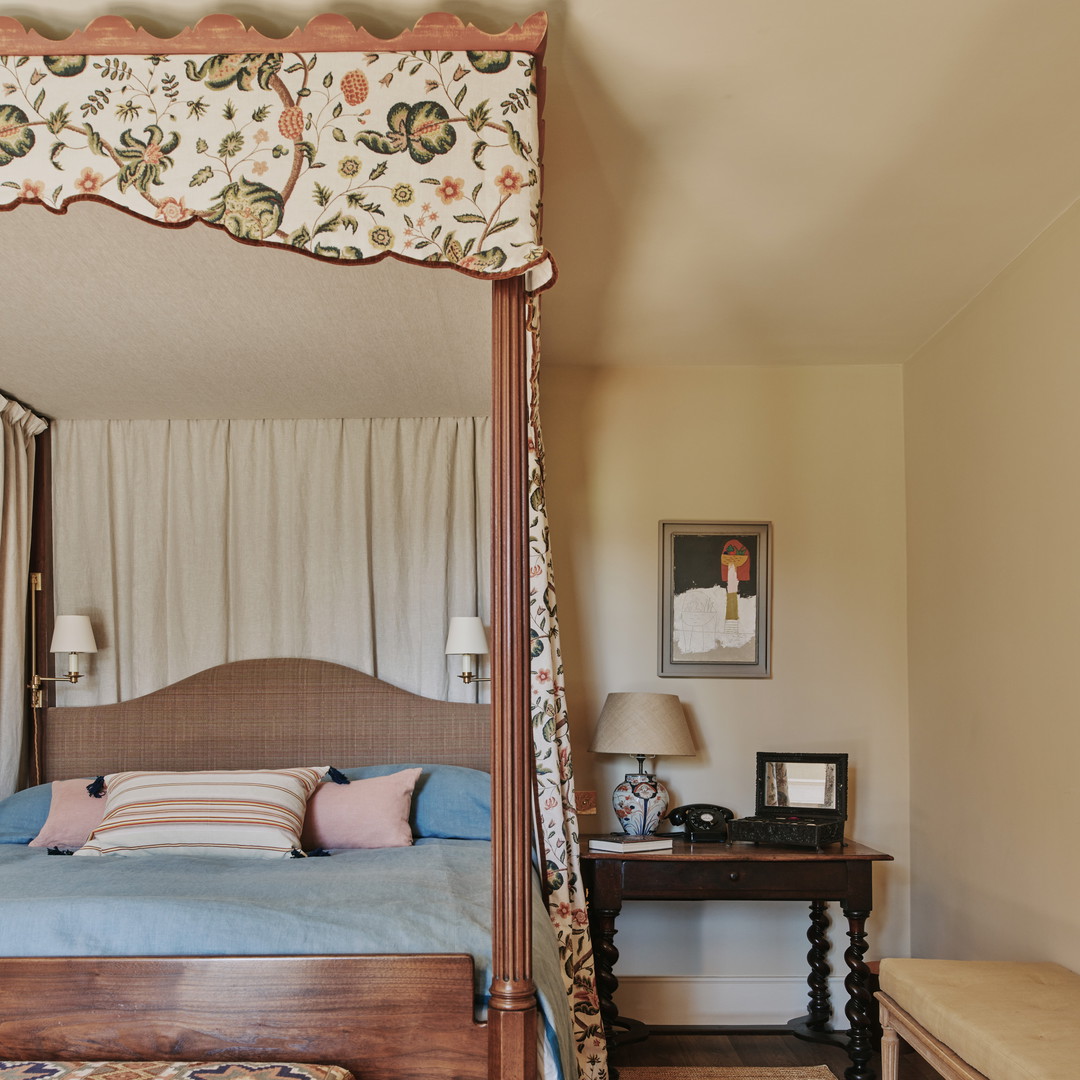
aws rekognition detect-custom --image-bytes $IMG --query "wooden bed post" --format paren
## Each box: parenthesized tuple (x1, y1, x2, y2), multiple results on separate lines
(489, 275, 538, 1080)
(27, 424, 53, 786)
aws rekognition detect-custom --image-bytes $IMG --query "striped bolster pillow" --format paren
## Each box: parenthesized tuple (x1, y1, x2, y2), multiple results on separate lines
(73, 767, 329, 857)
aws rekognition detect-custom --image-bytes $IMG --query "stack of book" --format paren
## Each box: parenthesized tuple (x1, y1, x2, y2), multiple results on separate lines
(587, 834, 674, 852)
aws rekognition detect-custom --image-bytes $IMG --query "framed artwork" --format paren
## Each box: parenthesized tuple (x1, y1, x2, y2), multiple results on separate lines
(658, 521, 772, 678)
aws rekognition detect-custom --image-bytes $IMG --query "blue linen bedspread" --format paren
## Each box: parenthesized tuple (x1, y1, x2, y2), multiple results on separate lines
(0, 837, 572, 1079)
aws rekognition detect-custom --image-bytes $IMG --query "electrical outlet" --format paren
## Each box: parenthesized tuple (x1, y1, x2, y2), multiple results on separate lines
(576, 789, 598, 814)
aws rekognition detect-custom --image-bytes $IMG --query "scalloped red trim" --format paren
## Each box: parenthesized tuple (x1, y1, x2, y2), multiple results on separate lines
(0, 11, 548, 56)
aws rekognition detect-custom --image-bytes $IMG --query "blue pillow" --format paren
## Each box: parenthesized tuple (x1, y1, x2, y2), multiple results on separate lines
(341, 764, 490, 840)
(0, 782, 53, 845)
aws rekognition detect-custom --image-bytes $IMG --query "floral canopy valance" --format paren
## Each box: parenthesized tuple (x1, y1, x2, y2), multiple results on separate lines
(0, 13, 550, 282)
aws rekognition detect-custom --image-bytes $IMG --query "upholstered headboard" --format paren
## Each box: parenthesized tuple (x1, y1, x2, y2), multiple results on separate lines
(40, 658, 490, 780)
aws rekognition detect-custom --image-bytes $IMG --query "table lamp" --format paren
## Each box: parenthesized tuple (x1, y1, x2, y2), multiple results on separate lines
(589, 691, 695, 835)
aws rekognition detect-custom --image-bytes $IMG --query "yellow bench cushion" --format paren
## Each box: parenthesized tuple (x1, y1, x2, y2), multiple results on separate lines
(879, 958, 1080, 1080)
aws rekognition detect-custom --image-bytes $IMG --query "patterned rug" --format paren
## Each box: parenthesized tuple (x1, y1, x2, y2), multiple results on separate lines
(617, 1068, 837, 1080)
(0, 1066, 353, 1080)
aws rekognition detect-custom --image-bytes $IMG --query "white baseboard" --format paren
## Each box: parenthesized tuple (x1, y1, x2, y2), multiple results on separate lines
(614, 975, 848, 1027)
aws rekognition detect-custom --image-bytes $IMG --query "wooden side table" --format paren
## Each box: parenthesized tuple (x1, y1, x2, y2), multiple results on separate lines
(580, 836, 893, 1080)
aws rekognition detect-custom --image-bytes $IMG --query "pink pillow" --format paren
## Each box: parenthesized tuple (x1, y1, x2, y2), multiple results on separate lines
(29, 778, 107, 848)
(301, 767, 422, 850)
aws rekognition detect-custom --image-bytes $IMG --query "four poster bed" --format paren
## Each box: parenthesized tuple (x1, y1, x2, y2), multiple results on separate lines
(0, 659, 572, 1080)
(0, 12, 601, 1080)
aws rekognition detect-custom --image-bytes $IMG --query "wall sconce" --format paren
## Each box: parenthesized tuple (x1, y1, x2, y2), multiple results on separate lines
(590, 691, 696, 836)
(444, 616, 490, 685)
(29, 614, 98, 709)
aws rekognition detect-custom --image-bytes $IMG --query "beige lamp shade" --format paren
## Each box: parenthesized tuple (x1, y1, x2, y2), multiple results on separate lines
(49, 615, 98, 655)
(444, 616, 489, 656)
(590, 692, 695, 758)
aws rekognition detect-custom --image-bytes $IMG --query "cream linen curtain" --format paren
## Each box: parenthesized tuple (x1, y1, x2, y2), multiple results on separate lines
(0, 395, 47, 798)
(52, 417, 489, 704)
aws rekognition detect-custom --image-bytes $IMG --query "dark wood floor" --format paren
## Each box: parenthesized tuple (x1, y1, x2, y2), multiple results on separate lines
(609, 1028, 938, 1078)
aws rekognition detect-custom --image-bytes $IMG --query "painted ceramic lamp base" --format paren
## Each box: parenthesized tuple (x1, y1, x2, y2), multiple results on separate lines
(612, 773, 670, 835)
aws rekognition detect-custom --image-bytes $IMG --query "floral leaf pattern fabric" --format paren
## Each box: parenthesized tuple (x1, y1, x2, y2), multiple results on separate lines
(528, 295, 609, 1080)
(0, 48, 544, 275)
(0, 103, 34, 164)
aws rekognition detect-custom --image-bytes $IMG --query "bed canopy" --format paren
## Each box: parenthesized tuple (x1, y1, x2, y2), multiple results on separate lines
(0, 13, 554, 279)
(0, 12, 601, 1080)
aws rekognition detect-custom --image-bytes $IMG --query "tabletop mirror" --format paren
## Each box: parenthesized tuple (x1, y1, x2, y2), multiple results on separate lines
(759, 751, 848, 819)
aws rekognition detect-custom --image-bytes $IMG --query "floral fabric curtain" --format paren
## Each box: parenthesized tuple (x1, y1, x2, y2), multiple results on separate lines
(527, 295, 606, 1080)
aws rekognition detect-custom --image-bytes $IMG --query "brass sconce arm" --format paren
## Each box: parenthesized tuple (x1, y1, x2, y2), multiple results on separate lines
(28, 671, 83, 710)
(457, 669, 491, 685)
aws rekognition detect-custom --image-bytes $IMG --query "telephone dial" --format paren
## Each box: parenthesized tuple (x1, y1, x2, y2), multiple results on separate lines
(667, 803, 734, 843)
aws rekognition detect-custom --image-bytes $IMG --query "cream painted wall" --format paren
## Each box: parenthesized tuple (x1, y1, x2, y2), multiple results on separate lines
(904, 200, 1080, 969)
(540, 363, 911, 1022)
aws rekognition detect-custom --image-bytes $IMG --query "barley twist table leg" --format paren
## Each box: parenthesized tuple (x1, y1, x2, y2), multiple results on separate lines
(805, 898, 832, 1030)
(842, 907, 875, 1080)
(591, 905, 622, 1043)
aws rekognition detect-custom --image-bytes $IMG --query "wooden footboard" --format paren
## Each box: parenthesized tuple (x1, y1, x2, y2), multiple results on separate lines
(0, 956, 489, 1080)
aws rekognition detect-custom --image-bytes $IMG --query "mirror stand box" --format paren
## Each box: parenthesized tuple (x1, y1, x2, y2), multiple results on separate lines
(727, 752, 848, 849)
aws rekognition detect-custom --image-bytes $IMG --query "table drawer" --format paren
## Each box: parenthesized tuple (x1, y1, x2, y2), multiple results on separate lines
(619, 858, 850, 900)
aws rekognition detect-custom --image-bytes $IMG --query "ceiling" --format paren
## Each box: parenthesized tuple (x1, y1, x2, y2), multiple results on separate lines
(1, 204, 492, 419)
(4, 0, 1080, 405)
(539, 0, 1080, 366)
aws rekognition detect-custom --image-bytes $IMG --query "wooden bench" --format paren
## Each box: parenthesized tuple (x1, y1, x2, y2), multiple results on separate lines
(875, 958, 1080, 1080)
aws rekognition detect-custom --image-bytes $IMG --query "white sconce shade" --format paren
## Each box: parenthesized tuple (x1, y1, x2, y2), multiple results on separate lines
(445, 616, 490, 685)
(50, 615, 98, 655)
(444, 617, 489, 657)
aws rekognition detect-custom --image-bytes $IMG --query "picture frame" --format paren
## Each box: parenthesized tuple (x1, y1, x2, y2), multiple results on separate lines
(658, 521, 772, 678)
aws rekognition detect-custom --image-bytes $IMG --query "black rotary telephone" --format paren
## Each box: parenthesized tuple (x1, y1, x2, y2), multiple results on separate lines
(667, 803, 735, 843)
